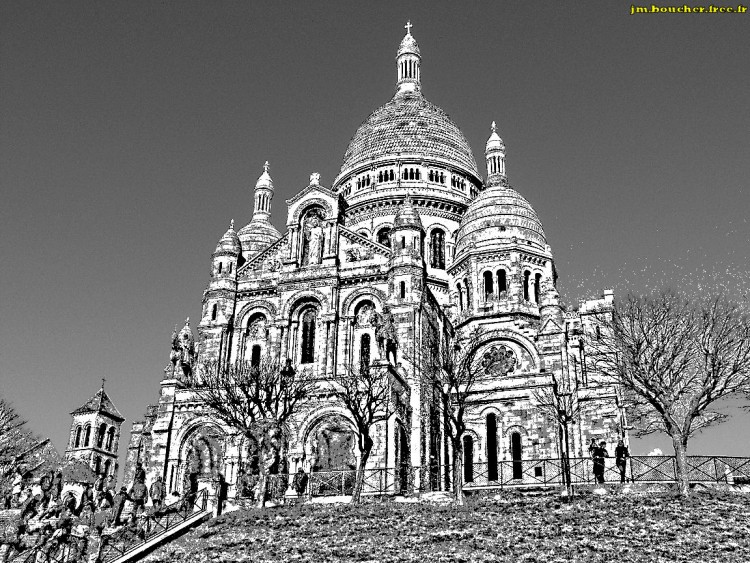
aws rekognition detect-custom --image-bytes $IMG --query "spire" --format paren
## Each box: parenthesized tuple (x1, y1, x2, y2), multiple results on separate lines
(396, 21, 421, 94)
(485, 121, 507, 187)
(252, 161, 274, 220)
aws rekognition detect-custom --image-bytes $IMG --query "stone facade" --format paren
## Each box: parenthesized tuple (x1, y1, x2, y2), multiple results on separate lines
(123, 24, 624, 498)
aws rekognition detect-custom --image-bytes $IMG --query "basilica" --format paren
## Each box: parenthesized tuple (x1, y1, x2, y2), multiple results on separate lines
(122, 24, 624, 497)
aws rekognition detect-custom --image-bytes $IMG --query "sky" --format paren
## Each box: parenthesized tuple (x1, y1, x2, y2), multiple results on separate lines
(1, 1, 749, 466)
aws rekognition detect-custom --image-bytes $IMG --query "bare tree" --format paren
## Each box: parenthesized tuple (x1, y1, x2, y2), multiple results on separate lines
(416, 327, 489, 505)
(323, 362, 397, 503)
(587, 290, 750, 495)
(533, 381, 588, 496)
(0, 398, 60, 492)
(192, 357, 315, 507)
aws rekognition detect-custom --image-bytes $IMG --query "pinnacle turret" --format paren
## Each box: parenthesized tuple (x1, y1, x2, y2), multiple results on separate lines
(396, 21, 421, 94)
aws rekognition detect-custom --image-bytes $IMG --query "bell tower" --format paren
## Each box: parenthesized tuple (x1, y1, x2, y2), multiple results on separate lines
(65, 381, 124, 478)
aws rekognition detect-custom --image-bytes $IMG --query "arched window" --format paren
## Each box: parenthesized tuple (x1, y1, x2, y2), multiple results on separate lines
(429, 170, 434, 182)
(497, 269, 507, 294)
(487, 414, 498, 481)
(217, 262, 222, 274)
(211, 304, 218, 321)
(483, 271, 494, 299)
(251, 344, 262, 368)
(523, 271, 531, 301)
(416, 169, 421, 180)
(106, 427, 115, 451)
(300, 309, 316, 364)
(400, 236, 406, 250)
(377, 227, 391, 248)
(97, 423, 106, 448)
(534, 273, 542, 303)
(378, 171, 383, 182)
(463, 435, 474, 483)
(400, 281, 406, 299)
(84, 425, 91, 447)
(402, 169, 408, 180)
(228, 262, 233, 274)
(595, 326, 601, 341)
(457, 283, 463, 311)
(430, 229, 445, 270)
(94, 456, 101, 475)
(360, 333, 371, 371)
(464, 278, 472, 308)
(74, 426, 82, 448)
(103, 459, 112, 477)
(511, 432, 523, 479)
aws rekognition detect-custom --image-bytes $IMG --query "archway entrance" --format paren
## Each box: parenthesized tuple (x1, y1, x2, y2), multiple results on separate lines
(308, 415, 356, 472)
(181, 426, 224, 500)
(307, 415, 357, 496)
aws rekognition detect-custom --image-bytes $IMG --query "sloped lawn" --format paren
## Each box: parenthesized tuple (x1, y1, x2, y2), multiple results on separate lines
(145, 489, 750, 562)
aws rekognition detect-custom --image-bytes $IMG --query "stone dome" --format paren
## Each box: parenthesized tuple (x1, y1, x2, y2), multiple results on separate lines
(214, 221, 241, 255)
(238, 219, 281, 258)
(398, 32, 420, 57)
(337, 91, 479, 181)
(454, 184, 547, 257)
(393, 194, 423, 230)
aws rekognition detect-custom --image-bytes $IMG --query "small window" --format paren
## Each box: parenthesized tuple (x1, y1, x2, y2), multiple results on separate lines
(211, 304, 218, 321)
(400, 281, 406, 299)
(228, 262, 233, 274)
(217, 262, 222, 274)
(84, 425, 91, 447)
(251, 344, 262, 368)
(401, 237, 406, 250)
(74, 426, 82, 448)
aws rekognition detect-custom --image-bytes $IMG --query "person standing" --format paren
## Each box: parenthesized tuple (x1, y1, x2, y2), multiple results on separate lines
(292, 468, 308, 499)
(149, 477, 165, 512)
(134, 463, 146, 485)
(592, 441, 609, 485)
(129, 480, 148, 516)
(111, 487, 129, 526)
(615, 440, 630, 483)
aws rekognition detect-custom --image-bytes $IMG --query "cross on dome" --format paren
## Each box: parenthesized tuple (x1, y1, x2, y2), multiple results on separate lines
(229, 219, 234, 230)
(263, 161, 269, 173)
(405, 20, 413, 35)
(491, 121, 497, 133)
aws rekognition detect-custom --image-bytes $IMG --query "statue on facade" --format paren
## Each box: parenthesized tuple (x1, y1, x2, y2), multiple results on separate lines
(165, 318, 197, 379)
(373, 306, 398, 364)
(302, 211, 324, 266)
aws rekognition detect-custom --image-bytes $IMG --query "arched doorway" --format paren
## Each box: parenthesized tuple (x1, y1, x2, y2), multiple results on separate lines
(307, 415, 357, 496)
(181, 425, 224, 499)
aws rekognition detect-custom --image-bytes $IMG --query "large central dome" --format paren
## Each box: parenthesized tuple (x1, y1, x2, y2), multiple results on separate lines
(338, 91, 479, 180)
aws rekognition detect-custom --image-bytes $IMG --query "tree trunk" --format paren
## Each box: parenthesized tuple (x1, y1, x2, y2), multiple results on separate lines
(452, 439, 464, 505)
(672, 433, 690, 496)
(351, 445, 371, 504)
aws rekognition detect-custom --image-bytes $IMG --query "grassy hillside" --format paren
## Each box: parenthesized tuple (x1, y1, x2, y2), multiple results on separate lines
(145, 489, 750, 562)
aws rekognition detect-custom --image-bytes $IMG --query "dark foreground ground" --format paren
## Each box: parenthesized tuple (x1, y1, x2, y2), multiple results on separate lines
(145, 488, 750, 562)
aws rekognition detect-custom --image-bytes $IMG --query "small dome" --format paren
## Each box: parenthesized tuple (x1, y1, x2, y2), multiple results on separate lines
(394, 194, 423, 230)
(398, 32, 420, 57)
(455, 185, 547, 257)
(238, 219, 281, 257)
(486, 121, 505, 152)
(256, 161, 273, 191)
(214, 220, 241, 255)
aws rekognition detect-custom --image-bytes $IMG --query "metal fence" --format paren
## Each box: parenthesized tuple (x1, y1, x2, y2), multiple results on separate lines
(246, 456, 750, 500)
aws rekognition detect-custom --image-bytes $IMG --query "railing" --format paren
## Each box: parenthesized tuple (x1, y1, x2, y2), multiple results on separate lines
(5, 489, 210, 563)
(96, 488, 209, 563)
(238, 456, 750, 502)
